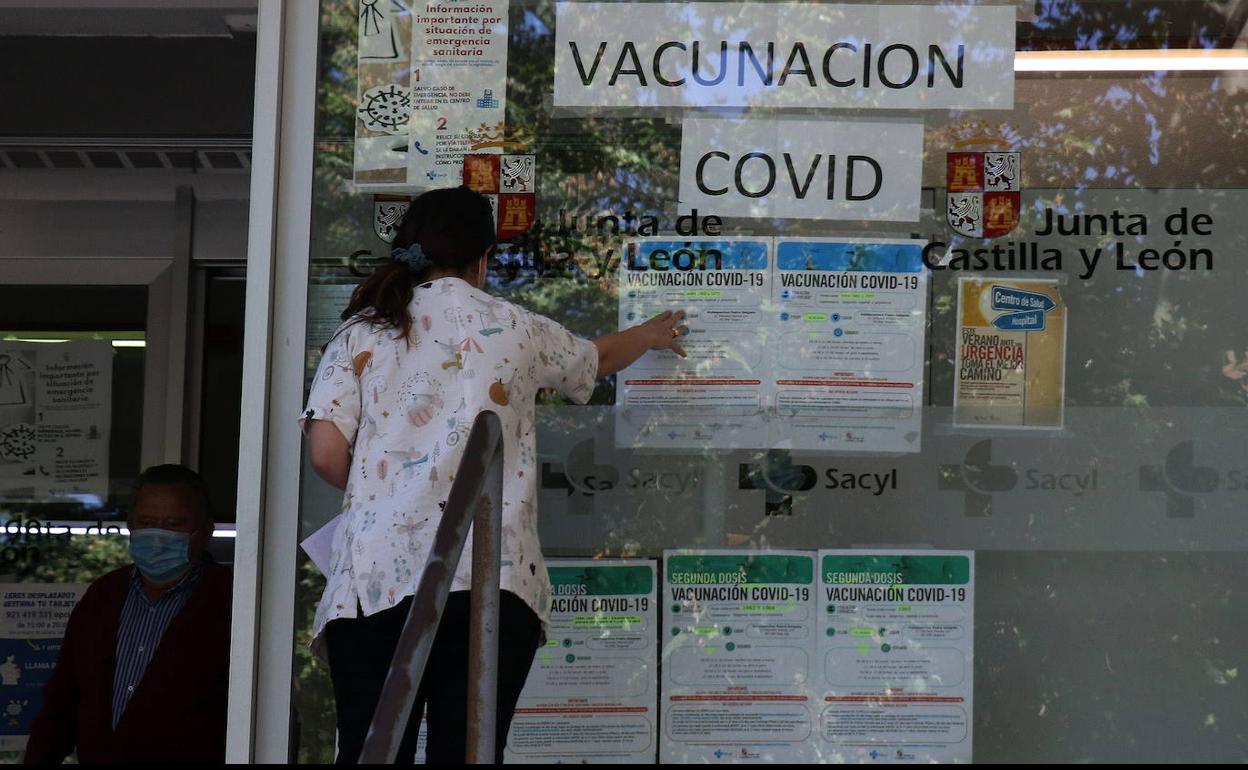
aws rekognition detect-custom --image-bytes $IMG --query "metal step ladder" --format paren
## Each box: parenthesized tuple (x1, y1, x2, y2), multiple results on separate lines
(358, 410, 505, 764)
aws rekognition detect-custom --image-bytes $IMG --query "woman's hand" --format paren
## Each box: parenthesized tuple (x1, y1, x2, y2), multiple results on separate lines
(639, 309, 689, 358)
(593, 309, 689, 377)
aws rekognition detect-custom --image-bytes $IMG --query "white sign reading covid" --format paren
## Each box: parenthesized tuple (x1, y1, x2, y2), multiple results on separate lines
(679, 117, 923, 221)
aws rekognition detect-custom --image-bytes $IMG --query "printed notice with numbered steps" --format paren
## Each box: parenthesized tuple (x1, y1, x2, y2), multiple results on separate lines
(407, 0, 510, 186)
(0, 342, 112, 504)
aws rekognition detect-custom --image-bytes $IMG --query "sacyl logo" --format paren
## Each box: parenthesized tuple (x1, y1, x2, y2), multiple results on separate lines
(940, 440, 1101, 516)
(937, 439, 1017, 517)
(539, 439, 698, 512)
(738, 454, 899, 516)
(1138, 441, 1219, 518)
(540, 440, 618, 504)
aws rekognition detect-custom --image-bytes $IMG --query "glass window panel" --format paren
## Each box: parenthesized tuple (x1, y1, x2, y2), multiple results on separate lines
(293, 0, 1248, 762)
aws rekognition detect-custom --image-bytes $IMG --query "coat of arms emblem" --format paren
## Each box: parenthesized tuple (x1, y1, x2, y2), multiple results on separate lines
(373, 194, 410, 243)
(462, 153, 537, 240)
(947, 126, 1021, 238)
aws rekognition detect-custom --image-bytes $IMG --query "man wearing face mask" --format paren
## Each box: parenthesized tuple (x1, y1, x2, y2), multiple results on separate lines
(23, 464, 232, 764)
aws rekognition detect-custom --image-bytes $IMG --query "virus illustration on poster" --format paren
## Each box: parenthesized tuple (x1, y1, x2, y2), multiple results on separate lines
(357, 84, 413, 136)
(0, 423, 36, 463)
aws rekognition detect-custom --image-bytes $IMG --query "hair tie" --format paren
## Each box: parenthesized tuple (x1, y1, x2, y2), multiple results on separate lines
(392, 243, 431, 272)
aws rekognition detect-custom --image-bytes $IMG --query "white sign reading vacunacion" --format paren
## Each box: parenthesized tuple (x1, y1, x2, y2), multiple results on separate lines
(554, 2, 1015, 110)
(679, 117, 923, 221)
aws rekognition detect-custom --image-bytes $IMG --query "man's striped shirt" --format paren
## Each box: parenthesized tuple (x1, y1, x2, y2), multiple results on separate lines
(111, 564, 203, 728)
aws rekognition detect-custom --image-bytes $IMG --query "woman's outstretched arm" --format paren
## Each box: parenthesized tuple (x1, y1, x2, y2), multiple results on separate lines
(593, 309, 688, 377)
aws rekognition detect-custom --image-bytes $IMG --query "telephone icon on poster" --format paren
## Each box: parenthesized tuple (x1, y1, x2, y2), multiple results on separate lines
(412, 141, 430, 156)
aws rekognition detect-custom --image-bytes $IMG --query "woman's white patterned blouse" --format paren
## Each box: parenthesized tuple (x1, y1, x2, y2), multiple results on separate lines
(300, 277, 598, 647)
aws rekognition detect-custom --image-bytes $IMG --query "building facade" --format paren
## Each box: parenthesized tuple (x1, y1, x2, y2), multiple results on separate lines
(2, 0, 1247, 763)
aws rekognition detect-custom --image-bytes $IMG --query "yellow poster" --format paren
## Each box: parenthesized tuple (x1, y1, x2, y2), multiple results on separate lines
(954, 277, 1066, 429)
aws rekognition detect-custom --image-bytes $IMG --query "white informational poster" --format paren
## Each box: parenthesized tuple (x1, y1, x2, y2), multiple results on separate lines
(616, 238, 772, 450)
(679, 117, 923, 222)
(661, 550, 818, 763)
(614, 238, 929, 453)
(0, 584, 87, 751)
(816, 551, 974, 763)
(506, 559, 658, 764)
(0, 343, 113, 504)
(406, 0, 510, 186)
(554, 3, 1015, 110)
(770, 239, 927, 453)
(354, 0, 414, 185)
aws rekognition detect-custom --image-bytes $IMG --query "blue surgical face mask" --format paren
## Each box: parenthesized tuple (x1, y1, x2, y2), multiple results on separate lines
(129, 528, 193, 583)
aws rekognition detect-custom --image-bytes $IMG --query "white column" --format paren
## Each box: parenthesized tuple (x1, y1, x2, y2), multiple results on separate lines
(226, 0, 318, 762)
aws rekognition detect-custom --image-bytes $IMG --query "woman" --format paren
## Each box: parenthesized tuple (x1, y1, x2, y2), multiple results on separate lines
(300, 186, 686, 764)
